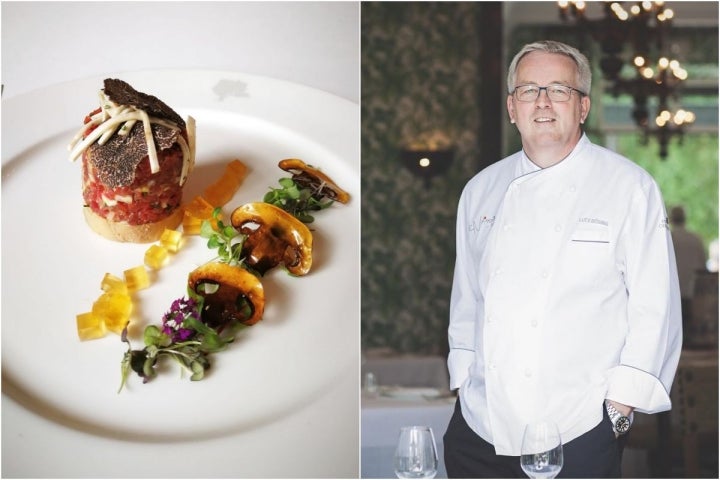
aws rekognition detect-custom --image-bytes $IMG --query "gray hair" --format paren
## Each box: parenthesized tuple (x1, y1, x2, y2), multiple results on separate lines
(507, 40, 592, 95)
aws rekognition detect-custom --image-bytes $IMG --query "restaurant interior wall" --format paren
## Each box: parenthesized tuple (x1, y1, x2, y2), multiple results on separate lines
(361, 0, 718, 350)
(361, 2, 497, 355)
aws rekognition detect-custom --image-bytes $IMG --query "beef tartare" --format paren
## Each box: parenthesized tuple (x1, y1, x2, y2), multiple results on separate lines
(68, 79, 196, 242)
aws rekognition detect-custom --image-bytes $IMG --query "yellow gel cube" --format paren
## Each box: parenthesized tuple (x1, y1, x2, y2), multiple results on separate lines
(92, 293, 132, 334)
(123, 265, 150, 291)
(76, 312, 107, 341)
(100, 273, 128, 295)
(159, 229, 183, 253)
(144, 244, 169, 269)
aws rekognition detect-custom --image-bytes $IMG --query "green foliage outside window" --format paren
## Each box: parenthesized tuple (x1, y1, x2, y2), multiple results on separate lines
(615, 132, 719, 249)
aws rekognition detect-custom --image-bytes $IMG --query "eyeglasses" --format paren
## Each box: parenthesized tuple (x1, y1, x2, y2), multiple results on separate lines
(512, 84, 587, 103)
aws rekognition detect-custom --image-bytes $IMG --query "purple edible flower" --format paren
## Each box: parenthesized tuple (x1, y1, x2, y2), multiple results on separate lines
(161, 296, 201, 342)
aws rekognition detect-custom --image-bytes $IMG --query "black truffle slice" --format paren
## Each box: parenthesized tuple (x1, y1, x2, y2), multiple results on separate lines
(86, 121, 179, 188)
(103, 78, 185, 129)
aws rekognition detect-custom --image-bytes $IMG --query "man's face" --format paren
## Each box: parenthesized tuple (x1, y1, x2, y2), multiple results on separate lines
(507, 51, 590, 161)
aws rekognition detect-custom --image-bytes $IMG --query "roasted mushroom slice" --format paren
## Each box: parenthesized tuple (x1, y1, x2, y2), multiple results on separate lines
(230, 202, 313, 276)
(278, 158, 351, 204)
(188, 262, 265, 327)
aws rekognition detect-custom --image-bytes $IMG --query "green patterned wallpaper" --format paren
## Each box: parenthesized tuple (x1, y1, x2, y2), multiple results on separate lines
(361, 2, 486, 354)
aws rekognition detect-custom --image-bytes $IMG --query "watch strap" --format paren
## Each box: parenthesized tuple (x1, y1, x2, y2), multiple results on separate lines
(605, 401, 632, 434)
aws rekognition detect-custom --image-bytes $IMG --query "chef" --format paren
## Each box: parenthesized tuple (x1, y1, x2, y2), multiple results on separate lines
(444, 40, 682, 478)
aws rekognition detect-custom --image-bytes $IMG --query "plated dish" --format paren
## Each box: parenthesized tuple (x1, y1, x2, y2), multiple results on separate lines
(1, 70, 359, 476)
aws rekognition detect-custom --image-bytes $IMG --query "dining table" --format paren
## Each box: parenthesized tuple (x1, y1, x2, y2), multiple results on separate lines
(362, 391, 456, 478)
(363, 353, 450, 389)
(2, 2, 359, 478)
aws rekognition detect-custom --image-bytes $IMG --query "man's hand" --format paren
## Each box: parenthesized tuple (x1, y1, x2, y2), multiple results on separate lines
(607, 400, 634, 438)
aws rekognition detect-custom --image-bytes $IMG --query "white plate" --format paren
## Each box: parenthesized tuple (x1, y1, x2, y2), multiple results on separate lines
(1, 70, 359, 477)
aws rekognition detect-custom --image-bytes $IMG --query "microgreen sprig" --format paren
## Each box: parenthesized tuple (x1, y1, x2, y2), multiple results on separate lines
(200, 207, 246, 266)
(264, 177, 334, 223)
(117, 165, 344, 391)
(118, 291, 246, 391)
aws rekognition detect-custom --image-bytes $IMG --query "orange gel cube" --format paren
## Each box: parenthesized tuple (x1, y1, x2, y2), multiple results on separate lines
(182, 211, 203, 235)
(204, 161, 247, 206)
(226, 159, 248, 182)
(92, 292, 132, 334)
(76, 312, 107, 341)
(182, 196, 221, 234)
(203, 174, 237, 207)
(144, 244, 169, 269)
(184, 196, 214, 219)
(159, 229, 183, 253)
(203, 160, 248, 206)
(123, 265, 150, 291)
(100, 273, 128, 295)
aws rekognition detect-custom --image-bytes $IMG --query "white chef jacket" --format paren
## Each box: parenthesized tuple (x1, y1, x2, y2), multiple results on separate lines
(447, 134, 682, 456)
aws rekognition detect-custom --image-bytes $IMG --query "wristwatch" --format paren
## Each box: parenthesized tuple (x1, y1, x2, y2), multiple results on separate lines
(605, 401, 632, 435)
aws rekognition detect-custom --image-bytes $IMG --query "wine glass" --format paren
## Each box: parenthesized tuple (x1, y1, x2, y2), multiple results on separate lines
(363, 371, 379, 395)
(520, 421, 563, 479)
(393, 426, 439, 479)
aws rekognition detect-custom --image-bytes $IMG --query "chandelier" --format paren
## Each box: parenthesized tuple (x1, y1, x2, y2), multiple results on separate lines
(558, 1, 694, 158)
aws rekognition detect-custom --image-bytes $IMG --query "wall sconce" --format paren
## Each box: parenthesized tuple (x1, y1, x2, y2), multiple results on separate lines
(400, 148, 454, 182)
(400, 131, 454, 183)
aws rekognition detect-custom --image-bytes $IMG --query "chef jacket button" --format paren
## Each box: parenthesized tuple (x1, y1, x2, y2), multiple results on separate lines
(493, 268, 502, 277)
(486, 314, 493, 324)
(541, 269, 549, 279)
(503, 223, 510, 231)
(524, 368, 533, 378)
(489, 363, 497, 371)
(554, 224, 562, 233)
(531, 319, 538, 327)
(569, 185, 577, 193)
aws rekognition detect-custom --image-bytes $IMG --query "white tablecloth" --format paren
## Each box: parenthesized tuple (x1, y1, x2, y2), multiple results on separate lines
(362, 394, 456, 479)
(362, 354, 450, 390)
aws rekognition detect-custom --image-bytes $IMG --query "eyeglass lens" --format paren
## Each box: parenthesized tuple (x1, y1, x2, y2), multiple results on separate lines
(515, 85, 574, 102)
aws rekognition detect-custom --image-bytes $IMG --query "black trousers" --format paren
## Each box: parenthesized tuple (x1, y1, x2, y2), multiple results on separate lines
(443, 398, 626, 478)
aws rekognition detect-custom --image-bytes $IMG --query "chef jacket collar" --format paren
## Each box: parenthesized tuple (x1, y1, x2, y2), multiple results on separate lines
(516, 133, 590, 181)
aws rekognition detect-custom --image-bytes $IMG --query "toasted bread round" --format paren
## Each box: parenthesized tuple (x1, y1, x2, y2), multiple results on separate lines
(83, 206, 183, 243)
